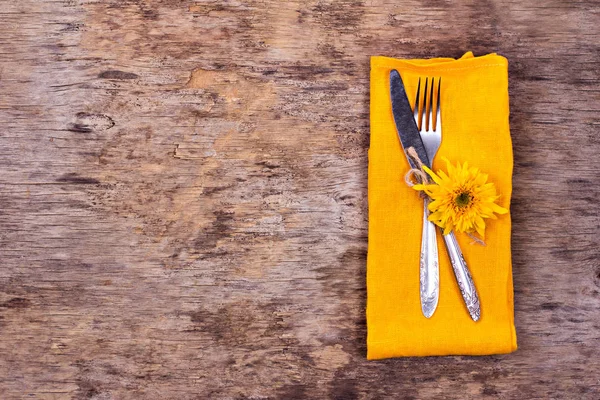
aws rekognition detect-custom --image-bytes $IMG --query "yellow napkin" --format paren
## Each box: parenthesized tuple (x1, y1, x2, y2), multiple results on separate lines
(367, 52, 517, 359)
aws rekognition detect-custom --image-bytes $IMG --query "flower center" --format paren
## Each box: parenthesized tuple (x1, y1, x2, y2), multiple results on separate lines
(455, 191, 472, 208)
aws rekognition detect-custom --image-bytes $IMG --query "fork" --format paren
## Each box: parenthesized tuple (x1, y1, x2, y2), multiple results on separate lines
(414, 77, 481, 321)
(413, 77, 440, 318)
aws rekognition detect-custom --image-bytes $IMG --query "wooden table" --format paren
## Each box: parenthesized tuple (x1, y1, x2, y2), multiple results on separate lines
(1, 1, 598, 398)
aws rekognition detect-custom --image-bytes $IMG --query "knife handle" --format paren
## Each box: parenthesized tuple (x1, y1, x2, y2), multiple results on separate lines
(441, 232, 481, 321)
(420, 198, 439, 318)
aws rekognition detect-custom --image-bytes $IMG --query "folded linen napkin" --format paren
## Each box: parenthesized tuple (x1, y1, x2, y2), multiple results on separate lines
(367, 52, 517, 359)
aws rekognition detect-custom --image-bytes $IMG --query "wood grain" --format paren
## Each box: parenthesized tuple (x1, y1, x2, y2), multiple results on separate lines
(0, 0, 598, 399)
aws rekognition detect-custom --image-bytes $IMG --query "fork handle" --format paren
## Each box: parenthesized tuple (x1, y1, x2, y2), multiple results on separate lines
(441, 232, 481, 321)
(420, 198, 439, 318)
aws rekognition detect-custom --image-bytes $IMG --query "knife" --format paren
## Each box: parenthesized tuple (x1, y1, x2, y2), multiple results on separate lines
(390, 70, 440, 318)
(390, 70, 430, 170)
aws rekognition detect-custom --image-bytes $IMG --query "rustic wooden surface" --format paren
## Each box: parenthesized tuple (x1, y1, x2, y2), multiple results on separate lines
(0, 0, 598, 399)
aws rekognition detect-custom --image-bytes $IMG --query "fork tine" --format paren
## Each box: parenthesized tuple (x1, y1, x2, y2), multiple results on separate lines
(430, 77, 440, 131)
(435, 77, 441, 131)
(423, 77, 429, 132)
(419, 78, 426, 131)
(428, 77, 435, 132)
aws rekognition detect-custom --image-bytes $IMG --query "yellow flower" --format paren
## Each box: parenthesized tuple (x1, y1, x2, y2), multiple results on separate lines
(413, 158, 508, 237)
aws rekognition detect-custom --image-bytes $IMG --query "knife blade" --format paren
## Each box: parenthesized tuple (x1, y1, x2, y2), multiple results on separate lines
(390, 69, 439, 319)
(389, 70, 430, 169)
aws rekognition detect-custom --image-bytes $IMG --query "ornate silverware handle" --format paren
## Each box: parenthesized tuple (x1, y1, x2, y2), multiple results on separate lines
(441, 232, 481, 321)
(420, 197, 439, 318)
